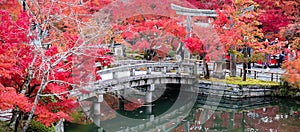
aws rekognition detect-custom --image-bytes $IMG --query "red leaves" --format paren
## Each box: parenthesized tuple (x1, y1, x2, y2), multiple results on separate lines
(163, 20, 187, 38)
(258, 10, 289, 33)
(124, 97, 144, 111)
(0, 10, 32, 79)
(0, 1, 114, 127)
(0, 84, 32, 112)
(187, 0, 233, 10)
(45, 46, 59, 56)
(0, 10, 30, 44)
(34, 105, 73, 126)
(134, 40, 150, 52)
(115, 18, 186, 58)
(183, 37, 205, 55)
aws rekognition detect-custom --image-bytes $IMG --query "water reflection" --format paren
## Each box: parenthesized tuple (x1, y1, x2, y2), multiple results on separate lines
(65, 88, 300, 132)
(175, 97, 300, 132)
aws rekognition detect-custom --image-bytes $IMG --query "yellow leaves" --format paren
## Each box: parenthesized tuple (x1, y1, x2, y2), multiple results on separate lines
(235, 0, 241, 5)
(237, 39, 243, 44)
(252, 20, 261, 26)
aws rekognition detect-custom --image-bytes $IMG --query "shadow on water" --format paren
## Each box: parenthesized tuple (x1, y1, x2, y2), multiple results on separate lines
(65, 85, 300, 132)
(115, 84, 180, 119)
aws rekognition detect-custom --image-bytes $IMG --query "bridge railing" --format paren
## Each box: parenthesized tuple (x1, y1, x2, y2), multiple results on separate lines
(96, 59, 216, 79)
(186, 59, 284, 82)
(110, 60, 156, 66)
(96, 62, 198, 80)
(95, 60, 156, 68)
(76, 62, 199, 101)
(237, 67, 284, 82)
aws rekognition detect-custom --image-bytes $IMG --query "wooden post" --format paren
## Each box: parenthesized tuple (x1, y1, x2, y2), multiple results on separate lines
(113, 72, 117, 79)
(147, 67, 152, 75)
(240, 68, 242, 77)
(162, 66, 167, 74)
(276, 73, 279, 82)
(193, 62, 197, 75)
(130, 68, 135, 76)
(271, 73, 274, 81)
(176, 67, 181, 75)
(254, 71, 257, 79)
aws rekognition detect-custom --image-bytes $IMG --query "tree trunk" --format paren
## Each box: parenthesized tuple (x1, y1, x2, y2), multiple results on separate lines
(242, 47, 248, 81)
(247, 47, 251, 73)
(247, 62, 251, 73)
(9, 107, 19, 132)
(203, 57, 210, 79)
(242, 62, 247, 81)
(23, 72, 48, 132)
(10, 54, 38, 131)
(230, 46, 236, 77)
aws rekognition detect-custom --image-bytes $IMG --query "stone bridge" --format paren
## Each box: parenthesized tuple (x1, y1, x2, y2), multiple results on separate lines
(73, 60, 202, 128)
(70, 59, 280, 131)
(76, 60, 202, 101)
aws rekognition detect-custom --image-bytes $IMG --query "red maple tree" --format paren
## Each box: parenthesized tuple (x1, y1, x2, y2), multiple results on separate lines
(114, 17, 186, 60)
(0, 0, 113, 131)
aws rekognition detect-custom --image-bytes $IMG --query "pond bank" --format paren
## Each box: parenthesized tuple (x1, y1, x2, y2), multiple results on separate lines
(198, 77, 280, 98)
(198, 77, 300, 99)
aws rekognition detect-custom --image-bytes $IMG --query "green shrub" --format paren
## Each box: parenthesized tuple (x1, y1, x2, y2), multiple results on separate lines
(274, 84, 300, 97)
(168, 50, 175, 57)
(0, 121, 11, 132)
(27, 120, 55, 132)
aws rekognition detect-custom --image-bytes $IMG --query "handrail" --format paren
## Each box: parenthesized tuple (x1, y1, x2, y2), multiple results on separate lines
(237, 67, 284, 75)
(237, 67, 284, 82)
(93, 74, 195, 90)
(95, 60, 156, 67)
(96, 62, 196, 75)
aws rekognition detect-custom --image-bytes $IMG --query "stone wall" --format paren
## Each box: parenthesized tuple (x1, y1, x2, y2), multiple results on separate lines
(198, 80, 279, 98)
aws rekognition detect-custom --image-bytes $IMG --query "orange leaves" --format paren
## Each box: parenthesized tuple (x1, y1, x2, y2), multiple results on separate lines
(0, 0, 22, 18)
(283, 54, 300, 88)
(163, 20, 186, 38)
(281, 23, 300, 88)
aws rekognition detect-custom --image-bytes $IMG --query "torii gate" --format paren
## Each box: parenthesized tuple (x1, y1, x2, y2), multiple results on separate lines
(170, 4, 254, 77)
(170, 3, 223, 79)
(171, 3, 218, 63)
(171, 3, 218, 36)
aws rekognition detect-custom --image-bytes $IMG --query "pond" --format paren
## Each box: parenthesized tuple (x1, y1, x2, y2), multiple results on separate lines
(65, 85, 300, 132)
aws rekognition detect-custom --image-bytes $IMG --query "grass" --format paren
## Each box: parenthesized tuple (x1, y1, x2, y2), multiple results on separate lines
(0, 121, 11, 132)
(207, 76, 280, 86)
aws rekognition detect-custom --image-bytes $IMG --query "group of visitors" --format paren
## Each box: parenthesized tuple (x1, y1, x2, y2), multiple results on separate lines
(263, 38, 296, 69)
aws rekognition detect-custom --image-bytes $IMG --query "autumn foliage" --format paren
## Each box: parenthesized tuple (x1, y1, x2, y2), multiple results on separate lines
(0, 0, 113, 130)
(0, 0, 300, 131)
(113, 16, 186, 59)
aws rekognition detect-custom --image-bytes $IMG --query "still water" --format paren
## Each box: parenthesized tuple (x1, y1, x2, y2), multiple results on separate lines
(65, 85, 300, 132)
